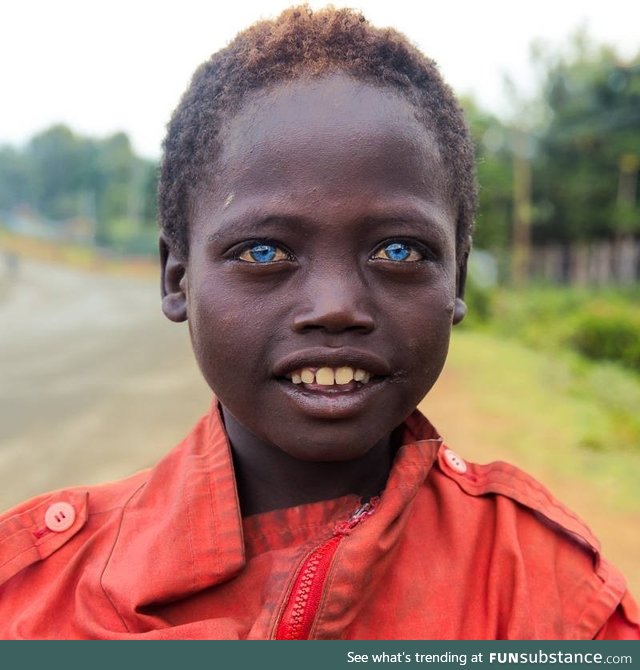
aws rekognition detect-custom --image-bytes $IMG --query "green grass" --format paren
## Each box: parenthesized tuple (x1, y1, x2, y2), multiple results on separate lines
(465, 283, 640, 371)
(442, 330, 640, 513)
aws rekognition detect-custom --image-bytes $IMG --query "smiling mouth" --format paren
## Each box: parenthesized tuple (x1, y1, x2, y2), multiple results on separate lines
(273, 351, 390, 417)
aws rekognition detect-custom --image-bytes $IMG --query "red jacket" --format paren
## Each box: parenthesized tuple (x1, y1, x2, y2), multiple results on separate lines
(0, 405, 637, 639)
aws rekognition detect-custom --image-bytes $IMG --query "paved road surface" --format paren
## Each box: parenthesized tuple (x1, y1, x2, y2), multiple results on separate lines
(0, 259, 210, 510)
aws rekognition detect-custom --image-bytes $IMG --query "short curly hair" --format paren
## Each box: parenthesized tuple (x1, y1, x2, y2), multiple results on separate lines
(159, 5, 477, 263)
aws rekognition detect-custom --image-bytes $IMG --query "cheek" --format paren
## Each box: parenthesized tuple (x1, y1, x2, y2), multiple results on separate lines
(186, 278, 287, 397)
(187, 287, 250, 385)
(389, 283, 455, 383)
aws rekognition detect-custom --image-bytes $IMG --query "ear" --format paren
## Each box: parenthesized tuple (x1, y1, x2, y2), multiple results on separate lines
(159, 234, 188, 322)
(452, 248, 469, 326)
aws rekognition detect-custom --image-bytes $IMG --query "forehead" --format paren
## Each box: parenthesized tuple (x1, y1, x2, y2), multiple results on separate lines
(221, 73, 427, 142)
(195, 74, 453, 226)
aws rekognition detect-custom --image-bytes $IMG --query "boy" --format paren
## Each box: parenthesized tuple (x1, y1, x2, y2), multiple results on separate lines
(0, 6, 637, 639)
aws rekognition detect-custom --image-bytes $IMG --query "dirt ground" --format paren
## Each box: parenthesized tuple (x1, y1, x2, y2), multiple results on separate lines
(1, 258, 637, 597)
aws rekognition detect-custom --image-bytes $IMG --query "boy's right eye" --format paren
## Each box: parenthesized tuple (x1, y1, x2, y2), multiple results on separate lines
(237, 243, 290, 263)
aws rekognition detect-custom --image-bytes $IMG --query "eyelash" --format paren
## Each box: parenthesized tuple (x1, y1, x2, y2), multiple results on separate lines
(230, 238, 432, 264)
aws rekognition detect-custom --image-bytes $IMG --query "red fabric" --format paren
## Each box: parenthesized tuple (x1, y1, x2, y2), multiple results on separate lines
(0, 404, 637, 639)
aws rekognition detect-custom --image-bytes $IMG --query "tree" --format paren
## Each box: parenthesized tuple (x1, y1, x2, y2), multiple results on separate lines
(0, 146, 31, 211)
(26, 124, 100, 221)
(461, 97, 513, 252)
(531, 34, 640, 244)
(1, 125, 159, 254)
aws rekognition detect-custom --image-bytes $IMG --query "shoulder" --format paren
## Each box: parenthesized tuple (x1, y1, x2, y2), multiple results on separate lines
(0, 468, 149, 588)
(434, 444, 600, 549)
(428, 442, 639, 638)
(0, 409, 217, 591)
(403, 411, 607, 553)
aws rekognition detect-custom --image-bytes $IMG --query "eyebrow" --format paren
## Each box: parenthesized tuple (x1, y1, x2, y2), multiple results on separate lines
(205, 214, 304, 244)
(205, 198, 452, 242)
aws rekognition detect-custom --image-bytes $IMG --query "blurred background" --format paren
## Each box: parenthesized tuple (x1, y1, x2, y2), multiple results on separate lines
(1, 1, 638, 595)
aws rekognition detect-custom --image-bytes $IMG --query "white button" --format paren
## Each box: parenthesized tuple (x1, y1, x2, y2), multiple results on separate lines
(44, 502, 76, 532)
(443, 448, 467, 474)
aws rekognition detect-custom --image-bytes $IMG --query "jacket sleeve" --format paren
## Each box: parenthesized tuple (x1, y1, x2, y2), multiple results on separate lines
(594, 592, 640, 640)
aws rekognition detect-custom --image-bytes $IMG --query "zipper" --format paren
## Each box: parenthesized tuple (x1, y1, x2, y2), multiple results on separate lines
(274, 498, 378, 640)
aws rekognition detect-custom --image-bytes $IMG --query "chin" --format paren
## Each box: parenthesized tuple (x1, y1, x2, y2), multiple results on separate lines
(274, 430, 384, 464)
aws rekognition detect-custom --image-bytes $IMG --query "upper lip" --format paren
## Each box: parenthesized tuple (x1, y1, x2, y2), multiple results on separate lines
(272, 347, 391, 378)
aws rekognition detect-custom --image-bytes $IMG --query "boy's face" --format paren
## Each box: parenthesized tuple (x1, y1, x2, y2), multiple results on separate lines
(162, 74, 465, 462)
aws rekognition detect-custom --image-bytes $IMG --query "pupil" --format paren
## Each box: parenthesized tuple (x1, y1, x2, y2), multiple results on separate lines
(386, 243, 409, 261)
(250, 245, 276, 262)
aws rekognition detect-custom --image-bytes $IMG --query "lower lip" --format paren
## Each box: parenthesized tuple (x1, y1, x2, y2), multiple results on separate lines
(277, 378, 384, 419)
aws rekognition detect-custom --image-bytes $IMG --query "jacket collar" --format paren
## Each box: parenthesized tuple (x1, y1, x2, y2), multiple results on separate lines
(100, 403, 442, 626)
(101, 403, 245, 623)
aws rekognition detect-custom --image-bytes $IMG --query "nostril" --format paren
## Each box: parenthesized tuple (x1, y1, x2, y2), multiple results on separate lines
(292, 308, 375, 334)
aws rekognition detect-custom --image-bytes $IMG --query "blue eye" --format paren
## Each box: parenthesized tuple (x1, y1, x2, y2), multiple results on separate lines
(238, 243, 289, 263)
(249, 244, 276, 263)
(372, 242, 422, 262)
(384, 243, 411, 261)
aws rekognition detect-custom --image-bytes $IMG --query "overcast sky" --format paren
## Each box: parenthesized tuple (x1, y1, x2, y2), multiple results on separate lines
(2, 0, 638, 159)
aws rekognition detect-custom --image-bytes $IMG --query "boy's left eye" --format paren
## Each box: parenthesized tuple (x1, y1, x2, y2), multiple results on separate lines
(238, 243, 290, 263)
(371, 241, 424, 262)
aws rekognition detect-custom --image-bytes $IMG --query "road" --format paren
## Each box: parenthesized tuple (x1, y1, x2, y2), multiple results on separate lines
(0, 258, 210, 510)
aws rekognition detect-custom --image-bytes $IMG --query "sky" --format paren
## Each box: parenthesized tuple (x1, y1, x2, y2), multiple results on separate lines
(2, 0, 639, 159)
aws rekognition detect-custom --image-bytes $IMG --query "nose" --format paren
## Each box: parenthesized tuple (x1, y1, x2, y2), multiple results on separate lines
(292, 270, 375, 334)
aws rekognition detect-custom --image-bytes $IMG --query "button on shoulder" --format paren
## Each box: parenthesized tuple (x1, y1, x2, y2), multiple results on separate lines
(0, 490, 88, 586)
(436, 444, 602, 550)
(442, 448, 467, 474)
(44, 501, 77, 532)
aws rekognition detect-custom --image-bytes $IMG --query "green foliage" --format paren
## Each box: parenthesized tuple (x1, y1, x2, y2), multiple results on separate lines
(99, 217, 159, 255)
(477, 286, 551, 347)
(461, 97, 513, 251)
(0, 125, 157, 255)
(27, 125, 96, 220)
(468, 284, 640, 377)
(462, 285, 640, 454)
(531, 36, 640, 243)
(570, 302, 640, 371)
(463, 33, 640, 255)
(462, 277, 493, 325)
(0, 146, 31, 210)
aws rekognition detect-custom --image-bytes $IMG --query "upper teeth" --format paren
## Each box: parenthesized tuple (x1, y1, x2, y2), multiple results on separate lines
(290, 366, 371, 385)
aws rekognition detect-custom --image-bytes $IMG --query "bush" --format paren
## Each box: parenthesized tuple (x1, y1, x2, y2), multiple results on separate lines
(468, 285, 640, 376)
(462, 276, 493, 324)
(570, 303, 640, 372)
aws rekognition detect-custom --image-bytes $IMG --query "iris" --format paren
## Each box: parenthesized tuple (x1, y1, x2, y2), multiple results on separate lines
(383, 242, 411, 261)
(248, 244, 277, 263)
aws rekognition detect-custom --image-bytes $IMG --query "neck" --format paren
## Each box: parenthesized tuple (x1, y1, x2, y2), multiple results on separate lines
(221, 407, 395, 517)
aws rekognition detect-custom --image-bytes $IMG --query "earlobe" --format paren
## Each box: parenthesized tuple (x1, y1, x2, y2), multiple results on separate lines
(159, 235, 188, 323)
(452, 297, 467, 325)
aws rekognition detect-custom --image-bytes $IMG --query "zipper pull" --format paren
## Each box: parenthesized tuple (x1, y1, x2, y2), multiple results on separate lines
(334, 496, 379, 535)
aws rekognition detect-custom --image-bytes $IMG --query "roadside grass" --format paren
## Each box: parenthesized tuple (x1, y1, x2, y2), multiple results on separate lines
(430, 329, 640, 510)
(0, 228, 157, 278)
(421, 329, 640, 596)
(467, 283, 640, 374)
